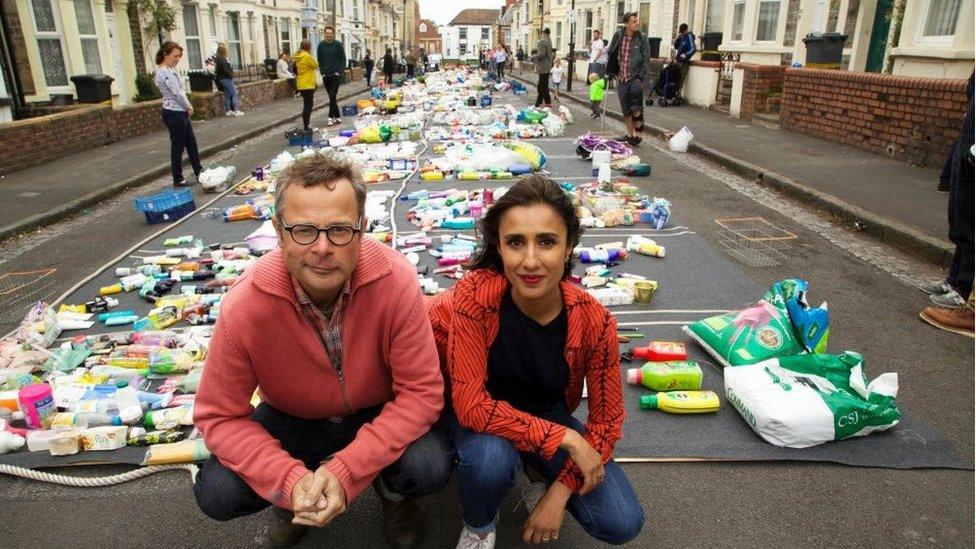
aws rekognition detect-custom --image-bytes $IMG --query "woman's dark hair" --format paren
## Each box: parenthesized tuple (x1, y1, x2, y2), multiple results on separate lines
(467, 175, 582, 279)
(155, 41, 183, 65)
(300, 39, 311, 51)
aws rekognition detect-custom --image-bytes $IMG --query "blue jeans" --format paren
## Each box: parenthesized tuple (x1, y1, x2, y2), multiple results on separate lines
(445, 406, 644, 545)
(193, 403, 454, 521)
(219, 78, 239, 113)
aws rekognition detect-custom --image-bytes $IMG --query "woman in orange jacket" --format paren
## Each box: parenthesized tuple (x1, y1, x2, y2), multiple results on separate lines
(429, 175, 643, 548)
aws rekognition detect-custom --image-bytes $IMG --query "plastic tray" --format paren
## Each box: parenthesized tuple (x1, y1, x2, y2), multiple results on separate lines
(134, 188, 194, 212)
(141, 200, 196, 224)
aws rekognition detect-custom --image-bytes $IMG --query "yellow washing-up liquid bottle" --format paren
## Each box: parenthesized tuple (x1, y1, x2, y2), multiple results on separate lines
(638, 391, 720, 414)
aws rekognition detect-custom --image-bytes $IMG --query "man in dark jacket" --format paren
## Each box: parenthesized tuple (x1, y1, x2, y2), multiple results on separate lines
(317, 26, 346, 126)
(532, 29, 554, 107)
(607, 12, 651, 146)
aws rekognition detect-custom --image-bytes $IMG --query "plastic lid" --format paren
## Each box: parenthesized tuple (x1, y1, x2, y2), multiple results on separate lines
(626, 368, 642, 385)
(111, 415, 123, 426)
(638, 394, 658, 410)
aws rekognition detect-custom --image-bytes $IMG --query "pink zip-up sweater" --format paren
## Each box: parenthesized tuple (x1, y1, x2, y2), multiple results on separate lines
(193, 237, 444, 509)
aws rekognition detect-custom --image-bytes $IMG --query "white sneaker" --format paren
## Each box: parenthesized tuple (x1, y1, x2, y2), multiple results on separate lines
(234, 110, 244, 116)
(225, 111, 236, 116)
(455, 526, 496, 549)
(930, 289, 966, 307)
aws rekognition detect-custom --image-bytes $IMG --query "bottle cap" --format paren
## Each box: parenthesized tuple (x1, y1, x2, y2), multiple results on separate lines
(638, 394, 658, 410)
(626, 368, 642, 385)
(111, 415, 123, 426)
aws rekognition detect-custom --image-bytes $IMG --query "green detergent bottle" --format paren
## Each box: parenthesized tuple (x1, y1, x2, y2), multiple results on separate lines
(625, 361, 703, 391)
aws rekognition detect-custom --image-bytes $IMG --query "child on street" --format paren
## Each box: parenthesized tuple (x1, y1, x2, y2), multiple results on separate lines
(589, 73, 606, 118)
(550, 58, 565, 101)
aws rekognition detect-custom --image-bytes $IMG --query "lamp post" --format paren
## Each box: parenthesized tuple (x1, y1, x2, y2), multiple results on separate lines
(566, 0, 576, 92)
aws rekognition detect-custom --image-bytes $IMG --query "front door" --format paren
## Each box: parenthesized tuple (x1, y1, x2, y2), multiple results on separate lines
(865, 0, 893, 72)
(105, 12, 128, 103)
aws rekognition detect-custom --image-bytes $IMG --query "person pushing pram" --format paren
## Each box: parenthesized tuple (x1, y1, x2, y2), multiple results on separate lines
(648, 23, 696, 107)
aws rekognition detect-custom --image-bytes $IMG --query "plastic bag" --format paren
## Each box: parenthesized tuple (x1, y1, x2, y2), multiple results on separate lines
(684, 279, 828, 367)
(541, 113, 566, 136)
(668, 126, 694, 152)
(724, 351, 900, 448)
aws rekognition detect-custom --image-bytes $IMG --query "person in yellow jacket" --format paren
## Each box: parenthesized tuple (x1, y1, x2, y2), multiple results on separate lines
(294, 40, 319, 131)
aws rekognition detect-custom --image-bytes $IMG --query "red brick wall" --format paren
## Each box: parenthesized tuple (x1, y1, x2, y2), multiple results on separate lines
(0, 105, 114, 175)
(738, 63, 786, 119)
(3, 1, 35, 95)
(111, 100, 165, 140)
(781, 68, 968, 167)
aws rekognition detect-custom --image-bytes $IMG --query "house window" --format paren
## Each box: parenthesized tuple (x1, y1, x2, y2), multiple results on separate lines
(730, 0, 745, 41)
(555, 22, 562, 50)
(182, 4, 203, 70)
(459, 27, 467, 39)
(74, 0, 102, 73)
(705, 0, 722, 32)
(29, 0, 68, 87)
(638, 2, 650, 36)
(226, 12, 243, 66)
(923, 0, 962, 37)
(756, 0, 780, 41)
(281, 17, 291, 53)
(420, 23, 426, 33)
(209, 5, 218, 37)
(481, 27, 489, 42)
(583, 10, 594, 46)
(353, 0, 360, 20)
(460, 43, 467, 55)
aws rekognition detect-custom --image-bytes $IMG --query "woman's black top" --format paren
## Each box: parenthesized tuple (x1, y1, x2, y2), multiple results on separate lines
(486, 291, 569, 416)
(214, 57, 234, 80)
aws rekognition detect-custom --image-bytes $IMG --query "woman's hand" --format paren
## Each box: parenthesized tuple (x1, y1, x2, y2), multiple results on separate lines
(559, 430, 605, 495)
(522, 483, 571, 543)
(187, 106, 194, 117)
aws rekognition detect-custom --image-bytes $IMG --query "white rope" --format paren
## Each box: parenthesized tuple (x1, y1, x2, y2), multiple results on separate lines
(0, 462, 198, 487)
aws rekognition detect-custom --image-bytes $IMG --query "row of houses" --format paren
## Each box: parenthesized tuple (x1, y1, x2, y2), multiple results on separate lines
(0, 0, 432, 118)
(498, 0, 973, 79)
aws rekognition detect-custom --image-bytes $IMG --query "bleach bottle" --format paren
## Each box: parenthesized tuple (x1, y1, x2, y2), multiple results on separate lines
(626, 361, 702, 391)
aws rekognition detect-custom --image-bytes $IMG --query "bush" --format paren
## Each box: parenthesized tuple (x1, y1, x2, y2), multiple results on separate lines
(132, 72, 161, 103)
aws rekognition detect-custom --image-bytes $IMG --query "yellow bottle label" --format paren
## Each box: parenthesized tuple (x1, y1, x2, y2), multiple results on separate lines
(658, 390, 720, 414)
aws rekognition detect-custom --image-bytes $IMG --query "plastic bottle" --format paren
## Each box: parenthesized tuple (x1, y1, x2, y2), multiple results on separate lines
(626, 236, 666, 258)
(578, 248, 627, 263)
(114, 386, 144, 424)
(638, 391, 720, 414)
(626, 361, 703, 391)
(18, 384, 55, 429)
(50, 412, 123, 429)
(630, 341, 688, 362)
(440, 218, 475, 230)
(144, 404, 193, 430)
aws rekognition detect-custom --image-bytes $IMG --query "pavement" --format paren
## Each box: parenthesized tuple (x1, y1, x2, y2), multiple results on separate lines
(0, 83, 369, 243)
(0, 80, 971, 548)
(512, 71, 956, 266)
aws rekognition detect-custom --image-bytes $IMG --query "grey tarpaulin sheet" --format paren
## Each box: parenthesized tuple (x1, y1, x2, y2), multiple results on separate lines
(6, 119, 969, 471)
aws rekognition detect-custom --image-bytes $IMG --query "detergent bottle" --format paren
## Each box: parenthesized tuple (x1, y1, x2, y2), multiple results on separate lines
(629, 341, 687, 361)
(638, 391, 720, 414)
(578, 248, 627, 263)
(626, 361, 702, 391)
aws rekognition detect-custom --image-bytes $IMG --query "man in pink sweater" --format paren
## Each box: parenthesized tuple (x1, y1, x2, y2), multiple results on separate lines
(193, 154, 451, 548)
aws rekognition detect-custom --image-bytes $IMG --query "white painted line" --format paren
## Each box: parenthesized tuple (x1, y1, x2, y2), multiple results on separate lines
(613, 309, 733, 315)
(615, 321, 690, 326)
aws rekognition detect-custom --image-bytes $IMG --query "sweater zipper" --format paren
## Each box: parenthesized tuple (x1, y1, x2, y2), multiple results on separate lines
(300, 307, 352, 413)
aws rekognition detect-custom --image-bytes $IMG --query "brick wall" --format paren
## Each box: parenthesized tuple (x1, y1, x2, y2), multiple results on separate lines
(781, 68, 969, 166)
(3, 1, 35, 95)
(737, 63, 786, 119)
(111, 100, 165, 140)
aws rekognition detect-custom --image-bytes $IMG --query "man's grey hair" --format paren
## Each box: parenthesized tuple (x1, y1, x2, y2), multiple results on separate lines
(274, 153, 367, 221)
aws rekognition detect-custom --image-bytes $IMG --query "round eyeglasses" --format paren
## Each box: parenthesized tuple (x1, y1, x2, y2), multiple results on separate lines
(282, 221, 362, 246)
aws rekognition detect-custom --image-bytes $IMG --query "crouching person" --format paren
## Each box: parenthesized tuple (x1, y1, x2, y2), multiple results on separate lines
(193, 153, 453, 548)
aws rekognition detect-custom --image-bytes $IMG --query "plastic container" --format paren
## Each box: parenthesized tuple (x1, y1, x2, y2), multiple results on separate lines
(134, 189, 196, 224)
(627, 361, 703, 391)
(342, 105, 358, 116)
(18, 384, 55, 429)
(639, 391, 720, 413)
(579, 248, 627, 263)
(631, 341, 688, 361)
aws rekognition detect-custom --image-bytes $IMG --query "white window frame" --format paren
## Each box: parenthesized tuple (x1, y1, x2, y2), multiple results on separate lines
(555, 21, 563, 51)
(280, 17, 291, 54)
(705, 0, 724, 33)
(754, 0, 783, 43)
(182, 3, 203, 70)
(226, 12, 243, 67)
(74, 0, 102, 74)
(481, 26, 490, 42)
(916, 0, 963, 44)
(209, 5, 218, 38)
(730, 0, 746, 42)
(811, 0, 829, 33)
(29, 0, 71, 91)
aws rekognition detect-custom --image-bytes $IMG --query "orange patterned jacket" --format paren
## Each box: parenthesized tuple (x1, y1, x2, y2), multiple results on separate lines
(428, 269, 625, 491)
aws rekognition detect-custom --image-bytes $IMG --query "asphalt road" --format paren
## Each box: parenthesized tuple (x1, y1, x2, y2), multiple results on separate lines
(0, 87, 971, 549)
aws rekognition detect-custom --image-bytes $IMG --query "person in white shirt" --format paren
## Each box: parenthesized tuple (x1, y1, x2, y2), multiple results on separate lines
(494, 44, 508, 80)
(588, 30, 608, 77)
(550, 58, 565, 101)
(277, 51, 297, 96)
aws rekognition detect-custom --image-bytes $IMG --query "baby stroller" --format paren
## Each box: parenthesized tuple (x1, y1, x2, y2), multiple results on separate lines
(648, 61, 685, 107)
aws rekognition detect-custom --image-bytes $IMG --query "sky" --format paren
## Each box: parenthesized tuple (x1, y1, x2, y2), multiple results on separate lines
(418, 0, 505, 27)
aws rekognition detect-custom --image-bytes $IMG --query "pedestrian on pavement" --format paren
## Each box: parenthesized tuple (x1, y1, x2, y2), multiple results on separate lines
(277, 50, 297, 96)
(479, 49, 486, 71)
(588, 30, 608, 77)
(672, 23, 697, 85)
(215, 44, 243, 116)
(316, 26, 346, 127)
(532, 29, 555, 108)
(428, 175, 645, 549)
(154, 42, 201, 188)
(382, 48, 395, 87)
(550, 58, 565, 102)
(494, 43, 508, 80)
(937, 72, 975, 192)
(192, 153, 453, 548)
(607, 12, 651, 147)
(589, 73, 606, 118)
(920, 72, 975, 318)
(406, 47, 418, 78)
(294, 40, 319, 132)
(363, 49, 374, 87)
(516, 44, 525, 73)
